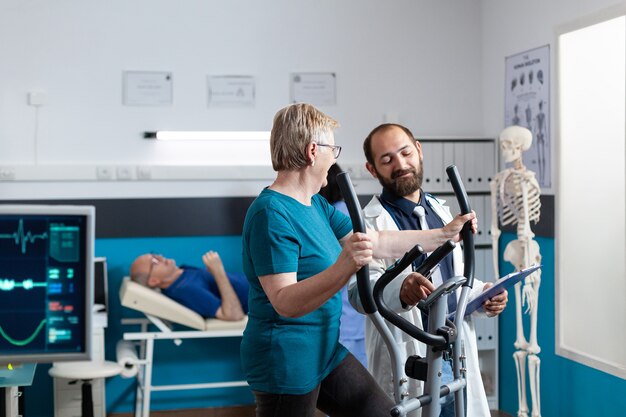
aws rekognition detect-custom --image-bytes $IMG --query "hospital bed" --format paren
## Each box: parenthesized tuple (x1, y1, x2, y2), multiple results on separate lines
(118, 277, 248, 417)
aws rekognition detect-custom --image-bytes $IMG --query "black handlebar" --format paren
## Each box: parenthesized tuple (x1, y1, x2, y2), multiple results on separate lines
(336, 171, 377, 314)
(445, 165, 474, 288)
(414, 240, 457, 276)
(372, 244, 426, 298)
(373, 240, 457, 347)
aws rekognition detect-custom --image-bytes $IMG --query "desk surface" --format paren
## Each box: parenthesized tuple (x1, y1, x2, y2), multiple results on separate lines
(49, 361, 122, 380)
(0, 363, 37, 387)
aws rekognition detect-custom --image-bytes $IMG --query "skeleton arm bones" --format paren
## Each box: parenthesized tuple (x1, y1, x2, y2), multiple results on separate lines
(490, 176, 502, 278)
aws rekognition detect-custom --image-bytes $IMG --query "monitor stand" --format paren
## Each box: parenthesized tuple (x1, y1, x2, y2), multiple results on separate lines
(0, 363, 37, 417)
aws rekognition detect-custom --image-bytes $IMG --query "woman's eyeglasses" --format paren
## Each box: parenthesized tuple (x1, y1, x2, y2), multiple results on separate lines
(316, 143, 342, 159)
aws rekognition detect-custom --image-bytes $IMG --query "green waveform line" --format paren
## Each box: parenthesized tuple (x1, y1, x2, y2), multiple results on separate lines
(0, 279, 48, 291)
(0, 219, 48, 254)
(0, 318, 47, 346)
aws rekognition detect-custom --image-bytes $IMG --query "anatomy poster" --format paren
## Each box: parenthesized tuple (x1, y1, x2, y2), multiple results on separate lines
(505, 45, 551, 189)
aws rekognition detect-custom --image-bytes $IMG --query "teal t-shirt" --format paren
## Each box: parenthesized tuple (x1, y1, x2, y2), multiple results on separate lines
(241, 188, 353, 394)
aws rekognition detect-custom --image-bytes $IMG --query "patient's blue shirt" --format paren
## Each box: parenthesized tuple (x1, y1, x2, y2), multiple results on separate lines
(162, 266, 249, 318)
(241, 189, 352, 394)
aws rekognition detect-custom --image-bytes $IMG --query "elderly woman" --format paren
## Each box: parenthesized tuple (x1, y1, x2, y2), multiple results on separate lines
(241, 103, 475, 417)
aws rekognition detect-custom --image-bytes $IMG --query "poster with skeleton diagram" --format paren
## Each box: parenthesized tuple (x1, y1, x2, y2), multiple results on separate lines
(504, 45, 550, 189)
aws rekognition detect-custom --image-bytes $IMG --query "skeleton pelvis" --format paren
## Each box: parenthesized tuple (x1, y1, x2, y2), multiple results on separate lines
(503, 239, 541, 270)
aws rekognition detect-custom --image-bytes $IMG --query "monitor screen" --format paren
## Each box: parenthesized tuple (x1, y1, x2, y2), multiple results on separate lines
(93, 257, 108, 313)
(0, 205, 94, 365)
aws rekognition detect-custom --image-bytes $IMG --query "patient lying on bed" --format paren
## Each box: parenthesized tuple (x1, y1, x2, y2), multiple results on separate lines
(129, 251, 249, 321)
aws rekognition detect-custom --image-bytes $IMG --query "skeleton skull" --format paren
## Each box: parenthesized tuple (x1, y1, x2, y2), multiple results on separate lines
(500, 126, 532, 163)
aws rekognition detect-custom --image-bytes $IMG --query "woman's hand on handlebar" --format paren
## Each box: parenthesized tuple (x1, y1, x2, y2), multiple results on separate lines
(442, 211, 477, 242)
(400, 272, 436, 307)
(337, 232, 373, 275)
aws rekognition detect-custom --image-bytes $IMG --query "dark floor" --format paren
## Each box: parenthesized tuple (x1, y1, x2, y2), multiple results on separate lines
(491, 411, 515, 417)
(112, 405, 514, 417)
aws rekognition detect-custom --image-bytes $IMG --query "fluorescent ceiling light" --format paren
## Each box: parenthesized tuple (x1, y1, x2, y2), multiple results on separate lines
(144, 131, 270, 141)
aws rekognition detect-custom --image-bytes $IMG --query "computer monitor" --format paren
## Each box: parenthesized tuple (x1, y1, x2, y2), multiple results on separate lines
(0, 205, 94, 366)
(93, 257, 108, 314)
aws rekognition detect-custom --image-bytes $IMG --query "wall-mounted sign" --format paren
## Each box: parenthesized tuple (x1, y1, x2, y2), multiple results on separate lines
(290, 72, 336, 106)
(123, 71, 173, 106)
(208, 75, 256, 107)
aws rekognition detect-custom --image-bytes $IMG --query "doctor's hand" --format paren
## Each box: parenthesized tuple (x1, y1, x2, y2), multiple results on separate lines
(400, 272, 435, 307)
(481, 282, 508, 317)
(443, 211, 477, 243)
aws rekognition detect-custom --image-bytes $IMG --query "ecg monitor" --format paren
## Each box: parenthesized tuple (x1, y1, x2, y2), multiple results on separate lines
(0, 205, 94, 365)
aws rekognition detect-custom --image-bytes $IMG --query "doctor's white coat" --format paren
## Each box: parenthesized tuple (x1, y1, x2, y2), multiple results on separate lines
(348, 195, 491, 417)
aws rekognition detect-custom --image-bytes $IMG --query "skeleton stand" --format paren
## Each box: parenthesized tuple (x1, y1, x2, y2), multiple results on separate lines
(490, 126, 542, 417)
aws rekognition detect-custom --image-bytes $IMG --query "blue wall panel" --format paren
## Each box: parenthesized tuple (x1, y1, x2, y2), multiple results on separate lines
(498, 232, 626, 417)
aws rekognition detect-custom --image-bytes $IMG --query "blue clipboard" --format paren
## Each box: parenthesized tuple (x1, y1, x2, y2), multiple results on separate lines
(448, 264, 541, 320)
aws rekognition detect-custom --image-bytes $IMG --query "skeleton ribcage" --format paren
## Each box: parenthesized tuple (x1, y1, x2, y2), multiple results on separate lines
(498, 171, 541, 227)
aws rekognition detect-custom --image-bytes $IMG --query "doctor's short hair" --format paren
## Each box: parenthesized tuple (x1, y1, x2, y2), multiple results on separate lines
(363, 123, 417, 166)
(270, 103, 339, 171)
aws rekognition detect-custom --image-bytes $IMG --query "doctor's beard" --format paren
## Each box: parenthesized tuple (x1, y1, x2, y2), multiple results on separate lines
(377, 163, 424, 197)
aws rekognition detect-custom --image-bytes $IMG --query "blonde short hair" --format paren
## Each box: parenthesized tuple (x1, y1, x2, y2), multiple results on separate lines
(270, 103, 339, 171)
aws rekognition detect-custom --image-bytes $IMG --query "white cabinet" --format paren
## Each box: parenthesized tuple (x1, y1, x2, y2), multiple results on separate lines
(423, 137, 499, 410)
(52, 258, 110, 417)
(420, 138, 497, 193)
(53, 322, 106, 417)
(474, 246, 499, 410)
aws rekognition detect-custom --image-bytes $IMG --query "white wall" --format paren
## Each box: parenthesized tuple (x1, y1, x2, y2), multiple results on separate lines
(480, 0, 624, 180)
(0, 0, 484, 199)
(1, 0, 620, 199)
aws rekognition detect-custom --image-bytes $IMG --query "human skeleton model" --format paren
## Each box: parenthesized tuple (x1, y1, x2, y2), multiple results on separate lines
(490, 126, 542, 417)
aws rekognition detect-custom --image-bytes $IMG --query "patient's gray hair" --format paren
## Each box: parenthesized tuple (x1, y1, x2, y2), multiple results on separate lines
(130, 271, 149, 287)
(129, 256, 151, 287)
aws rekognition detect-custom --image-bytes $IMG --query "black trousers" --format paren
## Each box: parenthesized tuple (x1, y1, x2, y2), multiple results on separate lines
(253, 353, 394, 417)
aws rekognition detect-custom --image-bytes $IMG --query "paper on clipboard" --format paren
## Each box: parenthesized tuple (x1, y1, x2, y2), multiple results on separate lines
(448, 264, 541, 321)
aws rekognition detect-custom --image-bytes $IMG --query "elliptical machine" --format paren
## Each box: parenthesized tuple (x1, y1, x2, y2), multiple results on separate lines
(337, 165, 475, 417)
